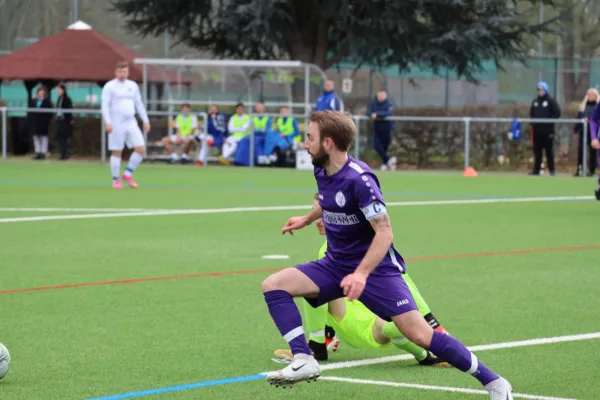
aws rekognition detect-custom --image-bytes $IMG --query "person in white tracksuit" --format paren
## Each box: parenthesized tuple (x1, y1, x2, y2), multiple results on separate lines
(101, 61, 151, 189)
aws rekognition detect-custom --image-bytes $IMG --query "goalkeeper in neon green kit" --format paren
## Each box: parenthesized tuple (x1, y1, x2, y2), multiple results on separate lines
(273, 195, 449, 366)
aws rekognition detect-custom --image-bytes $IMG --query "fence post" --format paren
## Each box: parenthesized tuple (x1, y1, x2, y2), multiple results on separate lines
(1, 107, 6, 160)
(463, 117, 471, 170)
(353, 115, 360, 159)
(101, 118, 106, 162)
(583, 120, 588, 175)
(249, 130, 255, 168)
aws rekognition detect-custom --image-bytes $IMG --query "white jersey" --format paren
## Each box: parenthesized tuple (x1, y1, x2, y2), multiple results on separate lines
(101, 78, 149, 125)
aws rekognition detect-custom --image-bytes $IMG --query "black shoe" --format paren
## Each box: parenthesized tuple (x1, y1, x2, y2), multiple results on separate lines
(595, 189, 600, 201)
(325, 325, 336, 339)
(418, 351, 449, 366)
(308, 340, 328, 361)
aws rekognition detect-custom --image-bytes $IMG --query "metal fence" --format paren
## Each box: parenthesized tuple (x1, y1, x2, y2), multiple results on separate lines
(0, 107, 591, 173)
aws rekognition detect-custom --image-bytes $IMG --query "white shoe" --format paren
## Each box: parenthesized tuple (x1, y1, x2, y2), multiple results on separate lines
(266, 353, 321, 388)
(387, 156, 397, 171)
(380, 164, 388, 171)
(485, 377, 513, 400)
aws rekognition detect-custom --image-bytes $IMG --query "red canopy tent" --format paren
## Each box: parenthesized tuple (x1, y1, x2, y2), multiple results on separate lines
(0, 21, 190, 103)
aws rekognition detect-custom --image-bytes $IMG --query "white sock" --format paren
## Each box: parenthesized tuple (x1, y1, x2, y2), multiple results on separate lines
(170, 152, 179, 160)
(199, 139, 209, 163)
(33, 136, 41, 153)
(40, 136, 49, 154)
(182, 153, 190, 160)
(124, 152, 143, 177)
(110, 156, 121, 180)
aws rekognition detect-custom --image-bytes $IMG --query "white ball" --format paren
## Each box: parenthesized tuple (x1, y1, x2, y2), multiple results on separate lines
(0, 343, 10, 380)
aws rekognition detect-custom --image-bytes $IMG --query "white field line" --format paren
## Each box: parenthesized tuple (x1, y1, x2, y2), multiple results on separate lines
(319, 376, 577, 400)
(0, 207, 161, 213)
(261, 332, 600, 375)
(0, 196, 594, 224)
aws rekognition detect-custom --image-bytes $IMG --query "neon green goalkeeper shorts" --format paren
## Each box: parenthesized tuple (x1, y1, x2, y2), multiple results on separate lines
(326, 298, 391, 349)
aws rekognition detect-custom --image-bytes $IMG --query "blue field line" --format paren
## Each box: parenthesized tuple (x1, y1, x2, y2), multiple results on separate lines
(0, 179, 508, 200)
(86, 374, 266, 400)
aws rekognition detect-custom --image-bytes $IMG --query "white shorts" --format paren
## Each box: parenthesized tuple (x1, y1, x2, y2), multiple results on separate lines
(108, 120, 145, 151)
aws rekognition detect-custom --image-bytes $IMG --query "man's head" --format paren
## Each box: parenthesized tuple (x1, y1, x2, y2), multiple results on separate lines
(323, 80, 335, 93)
(36, 86, 48, 99)
(115, 61, 129, 81)
(376, 89, 388, 102)
(181, 103, 191, 114)
(536, 81, 549, 97)
(305, 111, 355, 168)
(209, 105, 218, 115)
(235, 103, 245, 115)
(279, 106, 289, 116)
(255, 102, 265, 114)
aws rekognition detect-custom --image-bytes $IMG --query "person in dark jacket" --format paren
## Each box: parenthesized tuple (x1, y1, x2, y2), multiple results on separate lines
(573, 88, 599, 176)
(55, 84, 74, 160)
(367, 89, 395, 170)
(29, 86, 53, 160)
(529, 81, 561, 175)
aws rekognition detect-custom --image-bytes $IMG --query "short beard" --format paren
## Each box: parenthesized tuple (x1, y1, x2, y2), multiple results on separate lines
(310, 146, 329, 168)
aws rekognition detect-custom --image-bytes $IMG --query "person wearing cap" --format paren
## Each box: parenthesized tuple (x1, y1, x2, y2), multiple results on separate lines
(529, 81, 561, 176)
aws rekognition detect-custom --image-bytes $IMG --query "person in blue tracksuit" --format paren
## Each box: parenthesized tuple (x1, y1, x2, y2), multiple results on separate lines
(367, 89, 395, 170)
(314, 80, 343, 112)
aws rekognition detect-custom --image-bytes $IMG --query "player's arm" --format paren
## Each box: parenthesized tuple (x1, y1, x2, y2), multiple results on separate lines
(281, 202, 322, 235)
(134, 86, 150, 127)
(355, 202, 393, 276)
(101, 83, 112, 128)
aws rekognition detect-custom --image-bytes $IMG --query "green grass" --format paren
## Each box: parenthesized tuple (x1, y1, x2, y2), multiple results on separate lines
(1, 159, 599, 400)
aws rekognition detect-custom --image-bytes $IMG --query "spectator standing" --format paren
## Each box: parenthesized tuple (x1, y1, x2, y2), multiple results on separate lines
(55, 84, 74, 160)
(573, 88, 599, 176)
(367, 89, 396, 170)
(29, 86, 53, 160)
(529, 81, 561, 176)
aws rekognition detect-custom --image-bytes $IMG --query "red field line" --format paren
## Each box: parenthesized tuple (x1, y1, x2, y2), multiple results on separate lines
(1, 244, 599, 295)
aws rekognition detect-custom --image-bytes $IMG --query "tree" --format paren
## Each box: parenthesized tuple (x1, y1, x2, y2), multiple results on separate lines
(111, 0, 558, 101)
(557, 0, 600, 102)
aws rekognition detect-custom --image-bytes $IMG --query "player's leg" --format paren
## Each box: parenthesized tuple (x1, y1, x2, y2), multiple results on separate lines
(220, 137, 239, 162)
(121, 123, 145, 188)
(392, 311, 512, 398)
(302, 301, 330, 360)
(595, 154, 600, 200)
(360, 273, 512, 398)
(161, 135, 180, 163)
(403, 272, 448, 333)
(108, 127, 126, 189)
(261, 259, 344, 387)
(181, 136, 193, 163)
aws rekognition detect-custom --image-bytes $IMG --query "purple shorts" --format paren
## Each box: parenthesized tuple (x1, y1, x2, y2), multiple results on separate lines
(296, 257, 417, 321)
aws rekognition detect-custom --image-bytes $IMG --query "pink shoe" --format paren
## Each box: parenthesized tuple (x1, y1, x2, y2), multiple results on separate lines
(112, 180, 123, 189)
(120, 173, 138, 189)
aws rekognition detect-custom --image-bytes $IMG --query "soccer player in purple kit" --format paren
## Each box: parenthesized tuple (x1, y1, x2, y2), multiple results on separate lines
(588, 103, 600, 200)
(261, 111, 513, 399)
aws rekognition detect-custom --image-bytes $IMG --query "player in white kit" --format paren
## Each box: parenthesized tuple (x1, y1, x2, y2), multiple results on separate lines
(101, 61, 151, 189)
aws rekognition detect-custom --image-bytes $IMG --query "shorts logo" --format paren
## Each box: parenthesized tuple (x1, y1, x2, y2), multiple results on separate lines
(397, 299, 409, 307)
(335, 191, 346, 207)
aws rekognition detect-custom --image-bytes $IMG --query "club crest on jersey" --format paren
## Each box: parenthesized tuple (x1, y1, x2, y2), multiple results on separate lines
(335, 191, 346, 207)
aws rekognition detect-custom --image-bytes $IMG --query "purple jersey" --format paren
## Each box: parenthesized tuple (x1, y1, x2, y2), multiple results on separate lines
(315, 156, 405, 275)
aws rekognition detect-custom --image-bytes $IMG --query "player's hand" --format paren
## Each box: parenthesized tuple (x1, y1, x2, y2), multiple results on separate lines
(281, 216, 309, 235)
(143, 123, 151, 133)
(106, 123, 113, 134)
(341, 271, 367, 301)
(315, 218, 326, 235)
(592, 139, 600, 149)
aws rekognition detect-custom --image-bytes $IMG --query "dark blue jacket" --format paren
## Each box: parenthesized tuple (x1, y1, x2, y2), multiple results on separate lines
(367, 98, 394, 132)
(315, 90, 342, 111)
